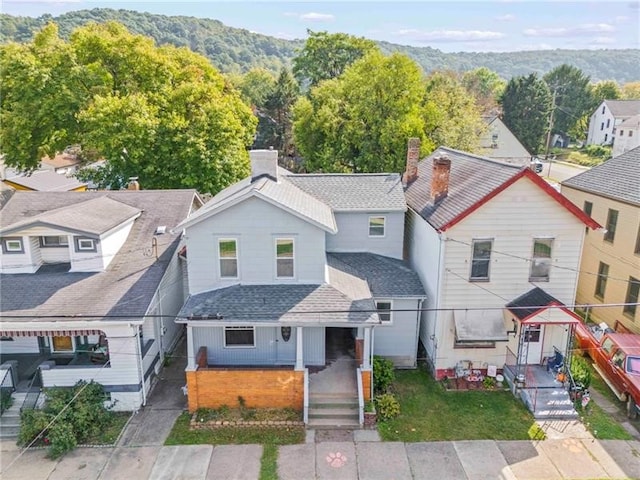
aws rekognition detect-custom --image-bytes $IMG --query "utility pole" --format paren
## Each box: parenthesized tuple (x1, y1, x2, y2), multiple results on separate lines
(545, 88, 557, 178)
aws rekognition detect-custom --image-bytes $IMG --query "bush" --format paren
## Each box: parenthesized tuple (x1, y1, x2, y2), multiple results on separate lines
(482, 376, 495, 389)
(19, 380, 114, 458)
(571, 356, 592, 389)
(373, 356, 395, 395)
(567, 151, 602, 166)
(374, 393, 400, 421)
(584, 145, 611, 160)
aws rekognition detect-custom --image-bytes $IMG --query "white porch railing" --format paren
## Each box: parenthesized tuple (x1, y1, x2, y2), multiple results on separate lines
(356, 367, 364, 426)
(303, 368, 309, 424)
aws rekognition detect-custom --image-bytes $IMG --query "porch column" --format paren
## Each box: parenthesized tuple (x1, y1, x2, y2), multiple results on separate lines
(362, 327, 371, 369)
(295, 326, 304, 371)
(186, 325, 196, 370)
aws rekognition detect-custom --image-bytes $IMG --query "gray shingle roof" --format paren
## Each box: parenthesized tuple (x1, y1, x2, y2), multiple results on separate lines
(618, 114, 640, 129)
(286, 173, 406, 212)
(561, 146, 640, 206)
(177, 284, 377, 324)
(0, 196, 141, 236)
(1, 190, 198, 321)
(506, 287, 560, 320)
(328, 253, 425, 298)
(605, 100, 640, 118)
(5, 169, 87, 191)
(404, 147, 522, 230)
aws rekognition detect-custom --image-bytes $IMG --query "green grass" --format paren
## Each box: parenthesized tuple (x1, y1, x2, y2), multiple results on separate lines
(378, 368, 538, 442)
(578, 401, 633, 440)
(259, 443, 279, 480)
(165, 412, 305, 446)
(83, 412, 130, 445)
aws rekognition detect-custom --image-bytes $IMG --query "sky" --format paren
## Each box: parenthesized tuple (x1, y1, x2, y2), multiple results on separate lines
(2, 0, 639, 52)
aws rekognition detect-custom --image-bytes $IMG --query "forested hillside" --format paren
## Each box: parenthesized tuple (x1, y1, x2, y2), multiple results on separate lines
(2, 8, 639, 82)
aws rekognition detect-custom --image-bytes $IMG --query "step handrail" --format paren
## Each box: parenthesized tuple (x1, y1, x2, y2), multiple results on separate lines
(20, 370, 41, 412)
(303, 368, 309, 424)
(356, 367, 364, 426)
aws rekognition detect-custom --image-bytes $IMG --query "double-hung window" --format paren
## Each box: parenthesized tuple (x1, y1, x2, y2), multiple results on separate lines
(368, 216, 385, 237)
(218, 239, 238, 278)
(376, 301, 392, 322)
(470, 239, 492, 281)
(276, 238, 294, 278)
(530, 238, 553, 281)
(583, 201, 593, 234)
(595, 262, 609, 299)
(40, 236, 69, 247)
(604, 209, 618, 243)
(623, 277, 639, 319)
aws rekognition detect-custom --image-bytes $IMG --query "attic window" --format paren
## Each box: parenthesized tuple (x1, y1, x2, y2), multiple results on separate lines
(2, 237, 24, 254)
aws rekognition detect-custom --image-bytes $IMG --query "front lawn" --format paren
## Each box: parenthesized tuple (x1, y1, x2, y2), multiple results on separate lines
(378, 368, 537, 442)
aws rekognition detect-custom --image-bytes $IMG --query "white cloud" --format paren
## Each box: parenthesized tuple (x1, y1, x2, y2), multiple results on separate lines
(394, 29, 506, 43)
(614, 15, 630, 23)
(299, 12, 335, 22)
(523, 23, 615, 37)
(495, 14, 516, 21)
(591, 36, 616, 45)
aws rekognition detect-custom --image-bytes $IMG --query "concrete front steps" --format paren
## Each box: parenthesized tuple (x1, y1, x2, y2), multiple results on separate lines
(307, 394, 360, 429)
(0, 392, 26, 438)
(521, 389, 578, 419)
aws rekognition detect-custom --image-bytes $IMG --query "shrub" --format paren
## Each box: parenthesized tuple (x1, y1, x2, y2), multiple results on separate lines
(482, 376, 495, 389)
(0, 389, 12, 414)
(373, 356, 395, 395)
(567, 151, 602, 166)
(584, 145, 611, 160)
(571, 356, 592, 389)
(19, 380, 114, 458)
(374, 393, 400, 421)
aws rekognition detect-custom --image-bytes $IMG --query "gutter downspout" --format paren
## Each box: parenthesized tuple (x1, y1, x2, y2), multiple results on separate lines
(134, 326, 147, 407)
(432, 231, 446, 375)
(370, 327, 375, 401)
(414, 298, 424, 368)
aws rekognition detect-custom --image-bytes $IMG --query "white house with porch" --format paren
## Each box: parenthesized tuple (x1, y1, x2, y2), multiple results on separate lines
(173, 150, 425, 428)
(403, 142, 600, 417)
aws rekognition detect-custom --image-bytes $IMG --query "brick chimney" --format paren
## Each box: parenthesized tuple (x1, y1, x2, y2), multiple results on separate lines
(402, 137, 420, 184)
(430, 156, 451, 204)
(127, 177, 140, 190)
(249, 148, 278, 183)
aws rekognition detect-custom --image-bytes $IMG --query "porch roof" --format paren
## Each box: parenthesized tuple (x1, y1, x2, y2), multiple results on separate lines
(506, 287, 580, 324)
(177, 284, 378, 325)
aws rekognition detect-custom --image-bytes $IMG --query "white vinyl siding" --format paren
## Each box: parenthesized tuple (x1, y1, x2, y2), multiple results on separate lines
(327, 211, 404, 259)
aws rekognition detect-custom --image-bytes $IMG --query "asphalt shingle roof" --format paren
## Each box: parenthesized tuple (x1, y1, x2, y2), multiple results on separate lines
(286, 173, 406, 211)
(561, 146, 640, 206)
(5, 170, 87, 191)
(1, 196, 142, 236)
(605, 100, 640, 118)
(177, 284, 377, 324)
(0, 190, 198, 321)
(506, 287, 560, 320)
(404, 147, 523, 230)
(328, 253, 425, 298)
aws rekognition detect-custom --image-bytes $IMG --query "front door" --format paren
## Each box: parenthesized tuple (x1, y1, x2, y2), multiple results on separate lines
(519, 324, 544, 364)
(276, 326, 295, 364)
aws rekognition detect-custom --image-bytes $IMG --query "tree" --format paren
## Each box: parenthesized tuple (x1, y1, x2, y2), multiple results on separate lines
(500, 73, 552, 155)
(461, 67, 506, 114)
(294, 51, 429, 173)
(229, 68, 276, 108)
(263, 68, 299, 155)
(0, 22, 256, 194)
(543, 64, 593, 137)
(621, 81, 640, 100)
(292, 30, 377, 88)
(424, 71, 486, 153)
(591, 80, 622, 103)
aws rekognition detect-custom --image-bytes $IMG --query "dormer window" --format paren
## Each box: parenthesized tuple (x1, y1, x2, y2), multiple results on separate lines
(75, 237, 97, 252)
(2, 237, 24, 254)
(40, 236, 69, 247)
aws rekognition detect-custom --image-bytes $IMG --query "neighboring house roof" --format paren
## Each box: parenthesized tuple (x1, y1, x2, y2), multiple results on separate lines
(3, 169, 86, 191)
(604, 100, 640, 118)
(405, 147, 600, 231)
(285, 173, 406, 212)
(618, 114, 640, 129)
(0, 196, 141, 236)
(0, 190, 198, 321)
(561, 146, 640, 206)
(175, 174, 337, 233)
(41, 153, 82, 170)
(176, 284, 378, 325)
(327, 253, 425, 298)
(506, 287, 580, 324)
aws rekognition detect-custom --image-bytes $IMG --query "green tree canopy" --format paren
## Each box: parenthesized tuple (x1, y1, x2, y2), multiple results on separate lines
(591, 80, 622, 103)
(263, 68, 300, 155)
(461, 67, 506, 114)
(543, 64, 593, 137)
(294, 51, 428, 173)
(1, 22, 256, 194)
(292, 30, 377, 88)
(621, 81, 640, 100)
(500, 73, 552, 155)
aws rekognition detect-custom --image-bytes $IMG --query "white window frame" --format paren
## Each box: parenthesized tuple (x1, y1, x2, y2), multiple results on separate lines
(50, 335, 76, 353)
(218, 238, 239, 279)
(376, 300, 393, 323)
(223, 326, 255, 348)
(3, 237, 24, 253)
(368, 216, 386, 237)
(75, 237, 97, 252)
(529, 238, 553, 282)
(275, 237, 295, 279)
(470, 239, 492, 281)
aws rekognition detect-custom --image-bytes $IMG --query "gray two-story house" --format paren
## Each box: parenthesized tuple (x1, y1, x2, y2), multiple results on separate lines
(174, 150, 424, 427)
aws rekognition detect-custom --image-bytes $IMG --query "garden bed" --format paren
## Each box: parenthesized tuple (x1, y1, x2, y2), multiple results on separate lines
(190, 406, 303, 429)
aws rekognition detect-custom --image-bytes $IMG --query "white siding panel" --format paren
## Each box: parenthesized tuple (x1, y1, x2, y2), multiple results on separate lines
(99, 222, 134, 269)
(40, 245, 70, 264)
(327, 212, 405, 259)
(69, 237, 104, 272)
(0, 235, 38, 273)
(373, 298, 420, 367)
(303, 327, 325, 366)
(0, 336, 40, 354)
(186, 197, 327, 295)
(193, 326, 277, 365)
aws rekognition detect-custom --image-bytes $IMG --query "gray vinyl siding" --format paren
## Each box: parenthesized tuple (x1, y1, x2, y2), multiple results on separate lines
(374, 298, 421, 368)
(327, 212, 404, 259)
(303, 327, 325, 366)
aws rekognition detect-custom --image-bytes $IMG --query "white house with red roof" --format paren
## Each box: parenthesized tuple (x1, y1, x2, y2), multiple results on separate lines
(403, 141, 600, 417)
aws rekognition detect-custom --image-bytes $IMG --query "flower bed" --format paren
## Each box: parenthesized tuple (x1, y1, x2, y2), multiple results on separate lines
(189, 406, 303, 429)
(190, 416, 304, 429)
